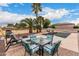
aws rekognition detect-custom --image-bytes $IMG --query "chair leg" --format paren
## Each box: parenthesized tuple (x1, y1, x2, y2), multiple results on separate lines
(24, 50, 32, 56)
(57, 51, 59, 56)
(30, 54, 31, 56)
(29, 53, 32, 56)
(5, 42, 12, 52)
(24, 49, 26, 56)
(24, 52, 26, 56)
(29, 51, 32, 56)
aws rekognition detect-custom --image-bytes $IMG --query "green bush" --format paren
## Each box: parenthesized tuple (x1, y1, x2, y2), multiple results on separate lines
(50, 24, 56, 29)
(74, 26, 79, 29)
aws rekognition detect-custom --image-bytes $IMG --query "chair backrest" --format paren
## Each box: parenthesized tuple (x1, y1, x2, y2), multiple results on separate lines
(30, 35, 36, 38)
(55, 41, 61, 50)
(30, 34, 37, 40)
(5, 30, 12, 38)
(22, 42, 31, 52)
(52, 41, 61, 55)
(10, 33, 18, 41)
(47, 35, 53, 44)
(47, 35, 53, 40)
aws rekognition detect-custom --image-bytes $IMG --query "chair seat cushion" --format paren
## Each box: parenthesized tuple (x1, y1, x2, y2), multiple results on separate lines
(44, 44, 55, 54)
(30, 44, 39, 53)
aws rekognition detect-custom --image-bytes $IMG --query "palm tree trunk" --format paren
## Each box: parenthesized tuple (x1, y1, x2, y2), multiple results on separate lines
(39, 25, 41, 32)
(29, 27, 32, 33)
(36, 13, 39, 33)
(39, 28, 42, 32)
(39, 20, 42, 32)
(40, 22, 42, 32)
(37, 29, 39, 33)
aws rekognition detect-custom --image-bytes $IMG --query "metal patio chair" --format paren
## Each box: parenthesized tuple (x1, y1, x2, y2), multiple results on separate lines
(44, 41, 61, 56)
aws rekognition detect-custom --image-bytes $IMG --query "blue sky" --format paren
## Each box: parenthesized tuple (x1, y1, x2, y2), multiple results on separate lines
(0, 3, 79, 26)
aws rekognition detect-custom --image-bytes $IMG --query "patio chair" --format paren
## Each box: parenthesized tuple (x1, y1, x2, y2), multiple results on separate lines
(44, 41, 61, 56)
(22, 41, 39, 56)
(6, 33, 22, 51)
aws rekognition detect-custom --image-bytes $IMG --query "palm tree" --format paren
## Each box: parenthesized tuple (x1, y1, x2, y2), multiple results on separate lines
(37, 16, 44, 32)
(21, 18, 34, 33)
(32, 3, 42, 33)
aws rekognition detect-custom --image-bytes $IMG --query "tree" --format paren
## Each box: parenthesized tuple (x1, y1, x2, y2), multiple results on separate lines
(32, 3, 42, 18)
(14, 23, 20, 29)
(43, 19, 51, 28)
(74, 24, 79, 29)
(7, 23, 14, 27)
(32, 3, 42, 33)
(19, 22, 27, 29)
(21, 18, 34, 33)
(50, 24, 56, 29)
(74, 26, 79, 29)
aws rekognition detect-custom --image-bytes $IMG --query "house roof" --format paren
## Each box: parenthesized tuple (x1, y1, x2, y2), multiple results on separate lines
(54, 23, 75, 26)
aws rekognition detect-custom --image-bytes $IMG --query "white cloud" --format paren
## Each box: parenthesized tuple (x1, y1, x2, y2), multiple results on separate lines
(0, 3, 9, 6)
(71, 9, 79, 12)
(0, 11, 35, 26)
(70, 18, 79, 25)
(73, 13, 79, 15)
(41, 7, 70, 19)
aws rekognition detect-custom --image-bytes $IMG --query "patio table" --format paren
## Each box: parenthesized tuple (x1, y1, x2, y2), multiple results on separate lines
(21, 35, 52, 56)
(31, 36, 51, 56)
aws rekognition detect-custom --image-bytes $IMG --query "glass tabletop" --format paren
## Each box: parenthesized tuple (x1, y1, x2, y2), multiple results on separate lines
(22, 35, 52, 45)
(31, 37, 51, 45)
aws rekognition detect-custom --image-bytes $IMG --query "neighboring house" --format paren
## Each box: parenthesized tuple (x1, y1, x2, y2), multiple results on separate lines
(55, 23, 75, 29)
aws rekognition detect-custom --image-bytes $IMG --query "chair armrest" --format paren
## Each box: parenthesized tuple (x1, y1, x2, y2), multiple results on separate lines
(32, 45, 39, 50)
(44, 46, 51, 50)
